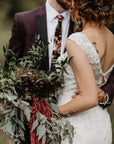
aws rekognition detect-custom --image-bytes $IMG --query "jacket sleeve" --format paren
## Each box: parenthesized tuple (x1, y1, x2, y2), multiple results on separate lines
(8, 13, 24, 59)
(99, 68, 114, 108)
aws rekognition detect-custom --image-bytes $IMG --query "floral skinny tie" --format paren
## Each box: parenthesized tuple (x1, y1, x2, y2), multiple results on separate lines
(52, 15, 64, 60)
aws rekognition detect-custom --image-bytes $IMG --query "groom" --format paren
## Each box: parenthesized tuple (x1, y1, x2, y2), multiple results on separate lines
(8, 0, 114, 143)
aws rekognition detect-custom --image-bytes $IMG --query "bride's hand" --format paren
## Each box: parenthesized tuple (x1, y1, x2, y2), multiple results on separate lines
(72, 91, 81, 99)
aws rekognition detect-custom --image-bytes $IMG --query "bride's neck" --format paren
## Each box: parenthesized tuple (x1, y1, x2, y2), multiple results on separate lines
(83, 21, 104, 30)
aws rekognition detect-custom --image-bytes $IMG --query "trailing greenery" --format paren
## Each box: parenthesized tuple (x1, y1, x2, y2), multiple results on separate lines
(0, 35, 74, 144)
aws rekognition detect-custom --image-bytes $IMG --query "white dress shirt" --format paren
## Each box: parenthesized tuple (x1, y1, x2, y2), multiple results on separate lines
(46, 0, 70, 70)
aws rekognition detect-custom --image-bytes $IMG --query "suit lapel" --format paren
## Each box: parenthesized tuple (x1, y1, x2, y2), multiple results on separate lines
(35, 5, 49, 71)
(35, 15, 48, 46)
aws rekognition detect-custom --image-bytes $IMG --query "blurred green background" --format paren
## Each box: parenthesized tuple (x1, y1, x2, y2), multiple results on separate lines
(0, 0, 113, 144)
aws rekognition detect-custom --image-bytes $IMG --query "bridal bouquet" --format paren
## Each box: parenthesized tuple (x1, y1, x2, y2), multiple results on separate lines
(0, 36, 74, 144)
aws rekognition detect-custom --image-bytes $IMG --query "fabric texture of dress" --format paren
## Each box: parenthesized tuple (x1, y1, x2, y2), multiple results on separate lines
(57, 32, 113, 144)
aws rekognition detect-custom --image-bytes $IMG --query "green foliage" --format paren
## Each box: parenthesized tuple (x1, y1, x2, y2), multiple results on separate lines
(0, 35, 74, 143)
(31, 111, 74, 144)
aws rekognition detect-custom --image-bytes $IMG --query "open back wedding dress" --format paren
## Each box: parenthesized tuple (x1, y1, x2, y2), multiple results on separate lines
(57, 32, 113, 144)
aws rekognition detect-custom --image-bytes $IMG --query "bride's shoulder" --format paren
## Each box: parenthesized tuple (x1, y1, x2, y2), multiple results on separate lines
(67, 32, 90, 48)
(68, 32, 84, 40)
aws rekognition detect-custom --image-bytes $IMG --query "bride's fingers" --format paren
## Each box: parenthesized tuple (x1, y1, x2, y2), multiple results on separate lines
(75, 91, 80, 95)
(72, 95, 76, 99)
(72, 91, 82, 99)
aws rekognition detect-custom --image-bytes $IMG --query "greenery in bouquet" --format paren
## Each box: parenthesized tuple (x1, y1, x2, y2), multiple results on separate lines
(0, 35, 74, 144)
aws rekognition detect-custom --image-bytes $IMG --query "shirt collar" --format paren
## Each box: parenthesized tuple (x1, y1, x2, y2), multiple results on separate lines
(46, 0, 70, 22)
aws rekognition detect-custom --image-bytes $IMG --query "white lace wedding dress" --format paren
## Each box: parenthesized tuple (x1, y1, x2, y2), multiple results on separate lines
(57, 32, 113, 144)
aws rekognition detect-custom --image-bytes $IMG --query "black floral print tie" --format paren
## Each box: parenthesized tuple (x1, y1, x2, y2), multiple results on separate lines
(52, 15, 64, 60)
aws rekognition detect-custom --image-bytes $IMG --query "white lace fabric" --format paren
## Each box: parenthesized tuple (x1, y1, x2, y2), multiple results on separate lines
(57, 32, 113, 144)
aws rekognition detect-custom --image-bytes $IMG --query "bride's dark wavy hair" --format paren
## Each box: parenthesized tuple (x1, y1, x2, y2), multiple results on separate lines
(67, 0, 113, 32)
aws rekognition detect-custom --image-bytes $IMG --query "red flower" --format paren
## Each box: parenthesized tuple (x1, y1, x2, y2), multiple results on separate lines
(30, 97, 53, 144)
(57, 45, 61, 51)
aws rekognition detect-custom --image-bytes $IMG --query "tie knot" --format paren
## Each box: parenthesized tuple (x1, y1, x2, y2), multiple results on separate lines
(57, 15, 64, 21)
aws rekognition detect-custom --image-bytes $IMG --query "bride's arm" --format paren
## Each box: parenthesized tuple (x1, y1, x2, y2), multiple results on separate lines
(58, 39, 98, 114)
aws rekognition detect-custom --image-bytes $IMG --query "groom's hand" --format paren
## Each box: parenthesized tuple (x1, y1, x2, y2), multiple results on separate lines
(97, 88, 105, 102)
(72, 88, 106, 102)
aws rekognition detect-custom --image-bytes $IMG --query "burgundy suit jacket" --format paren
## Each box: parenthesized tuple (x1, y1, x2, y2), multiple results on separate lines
(8, 4, 114, 108)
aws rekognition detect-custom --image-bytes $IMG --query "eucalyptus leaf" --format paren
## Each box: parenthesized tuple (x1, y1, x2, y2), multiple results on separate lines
(5, 92, 17, 102)
(31, 119, 39, 132)
(17, 119, 25, 130)
(37, 125, 46, 140)
(37, 112, 47, 121)
(36, 125, 42, 136)
(5, 121, 13, 135)
(20, 104, 31, 122)
(3, 109, 11, 114)
(42, 134, 46, 144)
(9, 61, 16, 66)
(50, 103, 58, 113)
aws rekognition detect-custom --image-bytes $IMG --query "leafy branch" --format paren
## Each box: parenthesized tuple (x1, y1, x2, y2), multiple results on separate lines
(0, 35, 74, 144)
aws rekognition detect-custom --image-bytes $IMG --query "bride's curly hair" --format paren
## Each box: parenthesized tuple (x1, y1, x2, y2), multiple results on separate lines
(67, 0, 113, 32)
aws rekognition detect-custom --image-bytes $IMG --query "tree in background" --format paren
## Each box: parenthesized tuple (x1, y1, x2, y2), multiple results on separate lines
(0, 0, 45, 21)
(7, 0, 45, 20)
(7, 0, 24, 20)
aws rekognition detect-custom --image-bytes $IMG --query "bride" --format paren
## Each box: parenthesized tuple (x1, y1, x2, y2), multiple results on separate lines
(57, 0, 114, 143)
